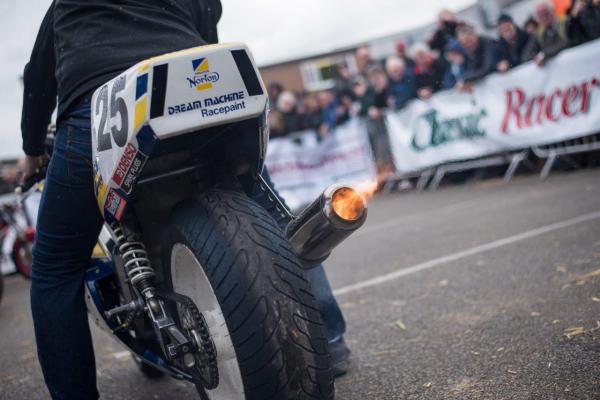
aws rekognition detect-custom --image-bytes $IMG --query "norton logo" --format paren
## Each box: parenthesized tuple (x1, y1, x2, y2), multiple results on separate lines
(186, 58, 220, 91)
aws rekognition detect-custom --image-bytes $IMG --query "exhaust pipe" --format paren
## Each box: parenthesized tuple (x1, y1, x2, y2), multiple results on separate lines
(286, 185, 367, 268)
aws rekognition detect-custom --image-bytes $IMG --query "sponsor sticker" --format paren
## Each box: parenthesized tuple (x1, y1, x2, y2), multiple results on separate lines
(187, 58, 220, 91)
(121, 151, 148, 193)
(104, 188, 127, 220)
(168, 101, 202, 116)
(112, 143, 138, 186)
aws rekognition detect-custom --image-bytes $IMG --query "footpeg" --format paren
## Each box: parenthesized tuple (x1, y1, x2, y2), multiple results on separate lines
(105, 299, 144, 319)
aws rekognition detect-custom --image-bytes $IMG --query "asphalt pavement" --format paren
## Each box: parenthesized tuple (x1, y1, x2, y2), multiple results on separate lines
(1, 168, 600, 399)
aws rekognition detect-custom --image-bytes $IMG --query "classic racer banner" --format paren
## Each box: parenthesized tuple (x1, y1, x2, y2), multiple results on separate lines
(387, 39, 600, 173)
(266, 119, 377, 210)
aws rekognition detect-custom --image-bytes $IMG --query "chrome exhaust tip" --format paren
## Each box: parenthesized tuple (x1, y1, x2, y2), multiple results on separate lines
(286, 185, 368, 268)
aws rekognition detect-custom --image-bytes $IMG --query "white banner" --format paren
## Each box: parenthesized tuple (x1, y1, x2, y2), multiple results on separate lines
(387, 39, 600, 172)
(266, 119, 377, 210)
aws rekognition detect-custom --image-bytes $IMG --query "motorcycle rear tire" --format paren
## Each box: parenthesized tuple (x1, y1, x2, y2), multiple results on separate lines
(161, 189, 333, 400)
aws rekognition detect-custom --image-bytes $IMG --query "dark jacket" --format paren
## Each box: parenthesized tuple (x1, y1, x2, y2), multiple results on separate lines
(496, 28, 531, 68)
(462, 36, 500, 82)
(523, 17, 570, 61)
(568, 4, 600, 46)
(428, 21, 459, 55)
(387, 74, 417, 109)
(442, 62, 466, 89)
(414, 58, 447, 93)
(281, 110, 302, 134)
(22, 0, 222, 156)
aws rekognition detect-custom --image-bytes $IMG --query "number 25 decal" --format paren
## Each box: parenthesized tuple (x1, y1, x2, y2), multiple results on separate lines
(95, 76, 129, 152)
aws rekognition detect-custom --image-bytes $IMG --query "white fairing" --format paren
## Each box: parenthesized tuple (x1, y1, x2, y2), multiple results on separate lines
(90, 43, 268, 212)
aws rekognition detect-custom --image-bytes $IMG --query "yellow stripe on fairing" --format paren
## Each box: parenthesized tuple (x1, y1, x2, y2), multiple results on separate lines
(138, 61, 150, 73)
(196, 82, 212, 91)
(134, 96, 148, 132)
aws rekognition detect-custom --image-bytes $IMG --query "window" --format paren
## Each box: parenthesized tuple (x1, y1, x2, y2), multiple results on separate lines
(300, 53, 357, 91)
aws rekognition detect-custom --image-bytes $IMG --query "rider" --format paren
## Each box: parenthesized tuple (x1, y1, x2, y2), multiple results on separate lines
(22, 1, 350, 398)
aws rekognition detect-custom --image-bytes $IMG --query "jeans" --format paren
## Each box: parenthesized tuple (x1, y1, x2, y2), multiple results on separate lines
(31, 102, 103, 400)
(31, 100, 346, 400)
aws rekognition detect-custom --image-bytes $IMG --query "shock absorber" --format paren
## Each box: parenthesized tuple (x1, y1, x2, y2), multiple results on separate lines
(111, 224, 156, 297)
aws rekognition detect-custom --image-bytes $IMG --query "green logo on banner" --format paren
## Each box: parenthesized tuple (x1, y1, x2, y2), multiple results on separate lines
(411, 108, 488, 152)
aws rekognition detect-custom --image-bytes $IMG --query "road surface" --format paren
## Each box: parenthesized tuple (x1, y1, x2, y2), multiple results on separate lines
(1, 168, 600, 399)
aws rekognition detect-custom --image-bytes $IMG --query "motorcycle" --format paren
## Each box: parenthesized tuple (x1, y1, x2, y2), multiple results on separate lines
(45, 43, 367, 399)
(0, 184, 40, 278)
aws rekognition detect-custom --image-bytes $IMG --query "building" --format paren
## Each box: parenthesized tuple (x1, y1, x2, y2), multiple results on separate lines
(259, 0, 534, 93)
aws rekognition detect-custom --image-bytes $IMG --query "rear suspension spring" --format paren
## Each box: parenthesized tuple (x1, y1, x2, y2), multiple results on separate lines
(112, 224, 155, 295)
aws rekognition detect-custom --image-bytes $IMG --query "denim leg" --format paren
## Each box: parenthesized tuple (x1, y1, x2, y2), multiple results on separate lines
(31, 103, 103, 400)
(305, 265, 346, 342)
(248, 169, 346, 342)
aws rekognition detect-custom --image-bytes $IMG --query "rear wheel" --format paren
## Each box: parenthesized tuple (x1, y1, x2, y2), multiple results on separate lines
(161, 189, 333, 400)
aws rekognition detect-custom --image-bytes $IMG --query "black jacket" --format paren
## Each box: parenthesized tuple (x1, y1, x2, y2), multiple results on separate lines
(568, 5, 600, 46)
(22, 0, 222, 156)
(414, 58, 447, 92)
(462, 36, 500, 82)
(496, 28, 531, 68)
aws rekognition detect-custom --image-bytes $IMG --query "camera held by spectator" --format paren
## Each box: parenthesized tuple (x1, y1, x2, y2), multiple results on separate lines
(428, 9, 460, 56)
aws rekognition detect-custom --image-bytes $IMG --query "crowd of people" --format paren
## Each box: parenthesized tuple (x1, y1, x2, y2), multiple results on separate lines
(267, 0, 600, 174)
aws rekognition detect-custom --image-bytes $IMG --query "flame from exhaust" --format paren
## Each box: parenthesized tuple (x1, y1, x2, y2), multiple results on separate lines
(355, 180, 378, 200)
(331, 187, 366, 221)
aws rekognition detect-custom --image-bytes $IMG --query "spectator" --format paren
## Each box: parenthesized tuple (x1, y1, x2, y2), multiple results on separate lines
(298, 94, 322, 131)
(268, 109, 286, 138)
(568, 0, 600, 45)
(334, 62, 355, 100)
(456, 23, 500, 87)
(394, 39, 416, 70)
(355, 46, 377, 77)
(523, 16, 540, 34)
(277, 91, 301, 134)
(336, 92, 354, 126)
(353, 76, 371, 117)
(364, 66, 395, 176)
(523, 0, 571, 66)
(410, 42, 447, 99)
(317, 90, 339, 138)
(495, 14, 531, 72)
(268, 82, 284, 108)
(442, 39, 467, 89)
(385, 56, 416, 109)
(428, 9, 460, 55)
(366, 65, 389, 116)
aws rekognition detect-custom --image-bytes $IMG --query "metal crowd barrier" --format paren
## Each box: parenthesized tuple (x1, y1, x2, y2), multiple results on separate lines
(531, 133, 600, 180)
(425, 150, 530, 191)
(380, 132, 599, 192)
